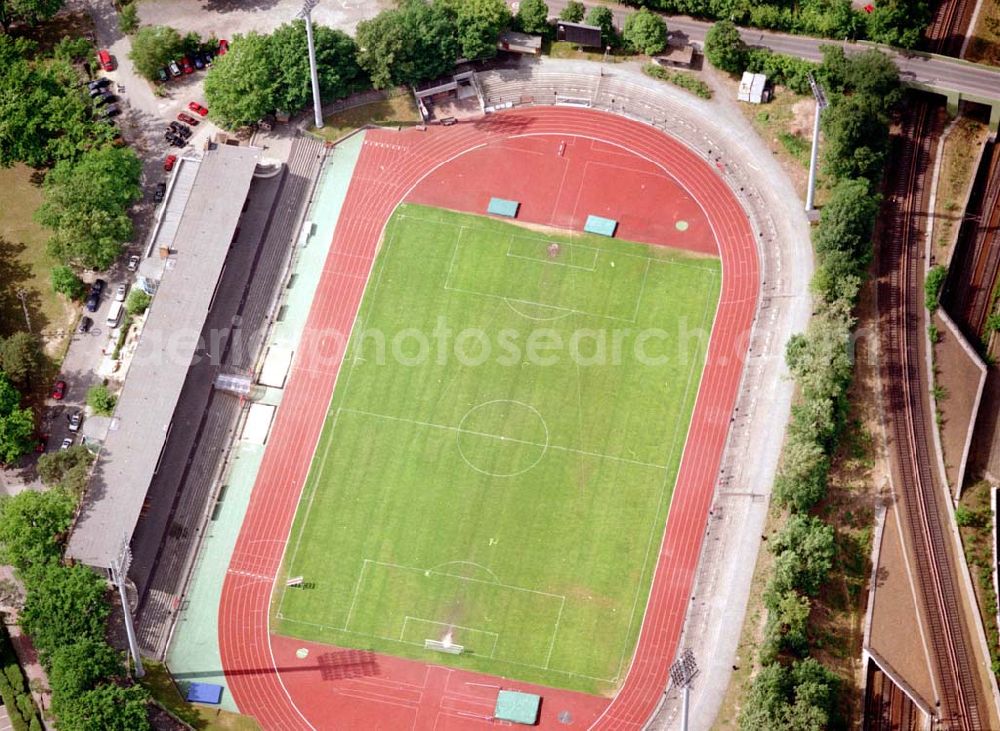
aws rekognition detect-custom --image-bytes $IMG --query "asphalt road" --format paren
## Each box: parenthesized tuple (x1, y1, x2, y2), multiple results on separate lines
(538, 0, 1000, 100)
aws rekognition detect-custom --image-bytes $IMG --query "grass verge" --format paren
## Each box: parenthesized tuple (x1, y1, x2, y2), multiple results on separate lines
(966, 3, 1000, 67)
(308, 94, 421, 142)
(274, 203, 720, 695)
(933, 117, 989, 254)
(139, 661, 261, 731)
(956, 481, 1000, 680)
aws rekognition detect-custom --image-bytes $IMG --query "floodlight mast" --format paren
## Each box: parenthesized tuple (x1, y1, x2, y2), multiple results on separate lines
(669, 649, 699, 731)
(111, 535, 145, 678)
(805, 72, 828, 213)
(297, 0, 324, 129)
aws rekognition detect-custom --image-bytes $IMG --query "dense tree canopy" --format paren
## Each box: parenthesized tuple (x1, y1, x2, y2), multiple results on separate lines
(356, 0, 458, 88)
(0, 488, 74, 571)
(705, 20, 748, 73)
(268, 21, 363, 113)
(36, 145, 141, 270)
(622, 8, 667, 55)
(559, 0, 585, 22)
(0, 372, 33, 464)
(813, 177, 880, 263)
(203, 32, 275, 128)
(586, 7, 616, 47)
(0, 0, 63, 32)
(48, 640, 123, 705)
(516, 0, 549, 35)
(55, 683, 150, 731)
(453, 0, 510, 60)
(128, 25, 185, 82)
(0, 332, 38, 387)
(20, 563, 109, 659)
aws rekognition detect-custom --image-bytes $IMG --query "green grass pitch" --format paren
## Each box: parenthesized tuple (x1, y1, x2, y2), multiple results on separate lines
(274, 204, 720, 695)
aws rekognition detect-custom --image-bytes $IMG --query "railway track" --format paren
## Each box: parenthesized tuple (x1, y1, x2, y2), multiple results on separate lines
(944, 144, 1000, 340)
(925, 0, 975, 56)
(865, 661, 921, 731)
(875, 101, 984, 729)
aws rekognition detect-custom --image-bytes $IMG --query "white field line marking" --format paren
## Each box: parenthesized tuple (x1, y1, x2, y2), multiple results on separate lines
(342, 558, 370, 631)
(612, 260, 719, 681)
(544, 597, 566, 669)
(505, 235, 600, 271)
(338, 407, 667, 471)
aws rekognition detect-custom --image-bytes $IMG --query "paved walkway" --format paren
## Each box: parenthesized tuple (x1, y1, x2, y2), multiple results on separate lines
(164, 133, 367, 710)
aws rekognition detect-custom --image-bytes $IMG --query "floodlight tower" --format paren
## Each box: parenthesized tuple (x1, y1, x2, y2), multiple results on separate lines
(111, 534, 145, 678)
(297, 0, 324, 129)
(805, 72, 828, 213)
(669, 649, 699, 731)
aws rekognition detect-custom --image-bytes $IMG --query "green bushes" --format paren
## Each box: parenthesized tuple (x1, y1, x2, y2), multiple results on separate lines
(642, 63, 712, 99)
(739, 47, 900, 729)
(925, 264, 948, 313)
(86, 384, 116, 416)
(0, 626, 43, 731)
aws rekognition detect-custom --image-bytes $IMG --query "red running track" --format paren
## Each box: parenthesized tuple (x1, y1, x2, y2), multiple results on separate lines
(218, 107, 759, 730)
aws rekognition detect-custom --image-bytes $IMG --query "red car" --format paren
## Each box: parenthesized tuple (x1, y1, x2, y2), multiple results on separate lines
(51, 380, 67, 400)
(217, 39, 229, 56)
(188, 101, 209, 116)
(177, 112, 199, 126)
(164, 154, 177, 171)
(180, 56, 194, 74)
(97, 49, 115, 71)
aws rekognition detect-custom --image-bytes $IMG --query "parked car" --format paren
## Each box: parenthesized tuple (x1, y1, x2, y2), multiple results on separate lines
(193, 54, 204, 70)
(188, 101, 208, 116)
(85, 292, 99, 312)
(128, 255, 140, 272)
(51, 380, 67, 400)
(68, 411, 83, 433)
(91, 278, 106, 296)
(203, 47, 215, 65)
(177, 112, 199, 126)
(87, 77, 112, 91)
(100, 104, 121, 119)
(97, 49, 114, 71)
(77, 316, 93, 333)
(168, 60, 182, 77)
(157, 67, 169, 83)
(169, 121, 192, 138)
(60, 437, 74, 450)
(180, 56, 194, 74)
(164, 154, 177, 171)
(154, 182, 166, 202)
(217, 39, 229, 55)
(165, 132, 186, 148)
(94, 91, 116, 106)
(115, 283, 128, 302)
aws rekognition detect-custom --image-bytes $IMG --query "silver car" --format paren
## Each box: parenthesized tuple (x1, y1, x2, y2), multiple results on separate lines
(68, 411, 83, 433)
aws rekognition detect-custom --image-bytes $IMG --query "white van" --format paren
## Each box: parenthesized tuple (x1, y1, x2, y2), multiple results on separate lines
(106, 300, 124, 328)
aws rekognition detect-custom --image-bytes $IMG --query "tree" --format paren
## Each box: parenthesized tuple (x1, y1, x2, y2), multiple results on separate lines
(622, 8, 667, 55)
(0, 0, 64, 32)
(454, 0, 510, 61)
(559, 0, 585, 22)
(356, 1, 458, 89)
(739, 662, 790, 731)
(86, 384, 116, 416)
(769, 514, 836, 595)
(37, 445, 92, 486)
(54, 683, 150, 731)
(203, 32, 277, 128)
(813, 177, 880, 263)
(865, 0, 928, 49)
(0, 373, 33, 464)
(20, 563, 109, 658)
(760, 589, 810, 662)
(128, 25, 184, 82)
(51, 265, 85, 299)
(821, 93, 889, 183)
(0, 332, 38, 387)
(117, 2, 138, 34)
(48, 640, 122, 701)
(586, 6, 616, 47)
(0, 488, 75, 571)
(37, 146, 141, 270)
(267, 21, 363, 114)
(516, 0, 549, 35)
(705, 20, 747, 73)
(0, 36, 52, 167)
(125, 289, 151, 317)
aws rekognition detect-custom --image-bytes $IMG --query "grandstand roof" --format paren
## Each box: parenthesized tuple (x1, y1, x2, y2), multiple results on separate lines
(66, 144, 260, 569)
